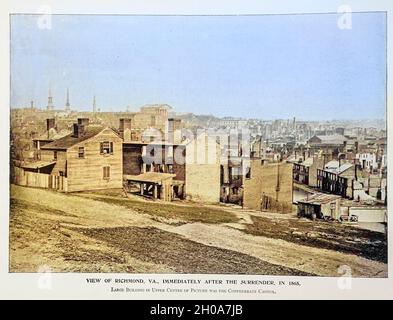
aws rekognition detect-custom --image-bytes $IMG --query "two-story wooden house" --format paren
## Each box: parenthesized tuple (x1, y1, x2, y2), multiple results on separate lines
(28, 118, 123, 192)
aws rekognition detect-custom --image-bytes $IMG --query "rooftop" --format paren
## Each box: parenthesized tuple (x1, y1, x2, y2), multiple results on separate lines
(33, 128, 71, 141)
(297, 193, 342, 205)
(324, 160, 353, 174)
(40, 125, 105, 150)
(22, 161, 56, 170)
(124, 172, 176, 184)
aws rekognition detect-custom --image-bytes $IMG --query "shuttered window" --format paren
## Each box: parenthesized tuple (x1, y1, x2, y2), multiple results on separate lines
(78, 147, 85, 158)
(103, 166, 110, 179)
(100, 141, 114, 154)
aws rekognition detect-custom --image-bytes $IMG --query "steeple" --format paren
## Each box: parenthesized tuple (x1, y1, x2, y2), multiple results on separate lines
(47, 87, 53, 110)
(65, 88, 71, 112)
(93, 95, 97, 113)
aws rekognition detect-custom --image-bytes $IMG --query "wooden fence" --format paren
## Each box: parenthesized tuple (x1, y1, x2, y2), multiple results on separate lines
(13, 167, 68, 192)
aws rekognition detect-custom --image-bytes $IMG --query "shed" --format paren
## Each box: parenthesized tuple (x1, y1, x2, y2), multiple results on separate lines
(124, 172, 176, 201)
(297, 193, 341, 220)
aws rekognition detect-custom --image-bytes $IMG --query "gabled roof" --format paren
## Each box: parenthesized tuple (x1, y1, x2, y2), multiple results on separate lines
(40, 125, 106, 150)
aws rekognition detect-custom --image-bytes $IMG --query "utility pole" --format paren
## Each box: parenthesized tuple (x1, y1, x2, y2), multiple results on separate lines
(275, 163, 280, 201)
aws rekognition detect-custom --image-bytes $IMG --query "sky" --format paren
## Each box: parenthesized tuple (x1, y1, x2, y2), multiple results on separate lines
(10, 13, 386, 120)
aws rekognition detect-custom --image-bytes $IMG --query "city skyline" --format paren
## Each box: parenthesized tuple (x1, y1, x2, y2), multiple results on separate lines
(11, 13, 386, 120)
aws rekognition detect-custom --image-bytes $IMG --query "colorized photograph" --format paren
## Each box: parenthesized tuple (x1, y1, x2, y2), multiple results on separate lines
(9, 13, 387, 277)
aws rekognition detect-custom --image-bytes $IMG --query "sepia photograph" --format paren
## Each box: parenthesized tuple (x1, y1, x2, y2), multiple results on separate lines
(8, 11, 388, 280)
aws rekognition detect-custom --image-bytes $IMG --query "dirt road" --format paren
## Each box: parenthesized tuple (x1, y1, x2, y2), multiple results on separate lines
(9, 185, 387, 277)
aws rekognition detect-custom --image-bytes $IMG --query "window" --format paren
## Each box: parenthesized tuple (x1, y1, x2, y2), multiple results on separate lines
(100, 141, 113, 154)
(103, 166, 110, 179)
(53, 151, 57, 160)
(78, 147, 85, 158)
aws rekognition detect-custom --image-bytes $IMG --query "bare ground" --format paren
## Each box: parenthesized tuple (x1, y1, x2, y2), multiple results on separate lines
(9, 185, 388, 277)
(244, 215, 387, 263)
(75, 226, 311, 275)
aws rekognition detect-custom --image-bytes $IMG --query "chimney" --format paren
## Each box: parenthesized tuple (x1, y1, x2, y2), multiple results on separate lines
(73, 118, 89, 138)
(119, 118, 131, 132)
(46, 118, 56, 140)
(73, 123, 79, 137)
(46, 118, 55, 131)
(78, 118, 89, 127)
(168, 118, 174, 143)
(119, 118, 132, 141)
(168, 118, 182, 144)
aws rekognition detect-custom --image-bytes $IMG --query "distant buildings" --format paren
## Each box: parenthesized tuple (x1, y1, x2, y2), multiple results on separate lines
(219, 117, 248, 129)
(10, 100, 387, 221)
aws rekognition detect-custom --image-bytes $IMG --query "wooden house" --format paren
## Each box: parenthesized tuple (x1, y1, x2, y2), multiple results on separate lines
(21, 118, 123, 192)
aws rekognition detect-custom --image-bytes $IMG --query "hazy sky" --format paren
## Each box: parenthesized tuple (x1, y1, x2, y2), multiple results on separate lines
(11, 13, 386, 120)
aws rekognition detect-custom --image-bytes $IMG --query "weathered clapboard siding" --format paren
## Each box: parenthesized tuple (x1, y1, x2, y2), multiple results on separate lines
(40, 149, 67, 175)
(66, 128, 123, 192)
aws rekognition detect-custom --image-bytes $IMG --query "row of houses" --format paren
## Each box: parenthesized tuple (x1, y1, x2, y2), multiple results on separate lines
(288, 134, 387, 223)
(13, 116, 294, 213)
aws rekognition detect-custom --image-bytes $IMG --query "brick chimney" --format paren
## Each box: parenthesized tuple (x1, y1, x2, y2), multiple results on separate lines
(73, 118, 89, 138)
(46, 118, 56, 139)
(78, 118, 89, 127)
(119, 118, 131, 132)
(46, 118, 55, 131)
(119, 118, 132, 141)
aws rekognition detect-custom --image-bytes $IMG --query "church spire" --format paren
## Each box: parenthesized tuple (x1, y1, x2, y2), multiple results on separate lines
(93, 95, 97, 113)
(47, 87, 53, 110)
(65, 88, 71, 112)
